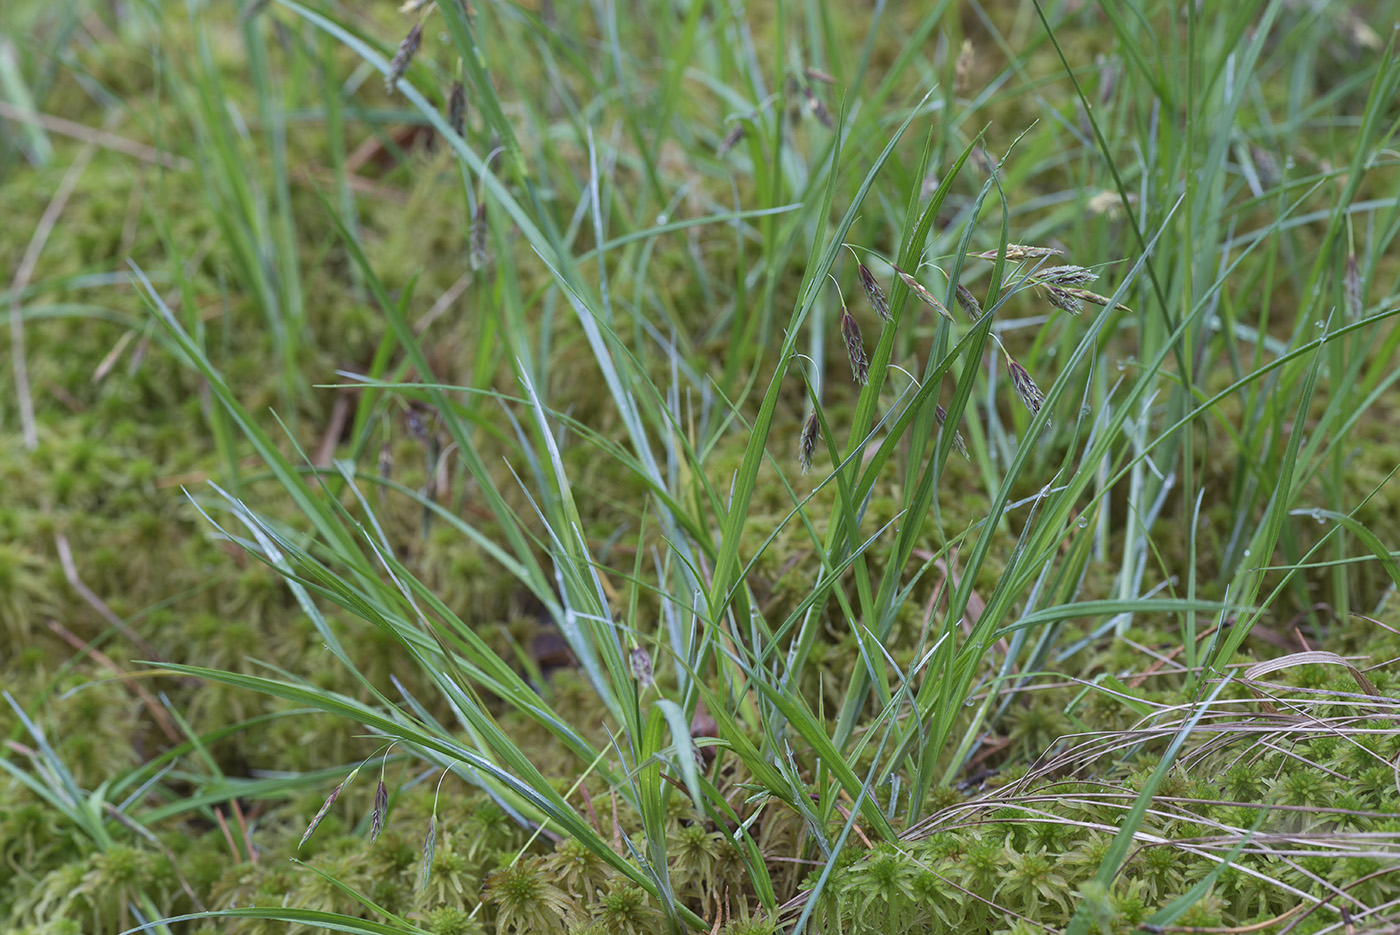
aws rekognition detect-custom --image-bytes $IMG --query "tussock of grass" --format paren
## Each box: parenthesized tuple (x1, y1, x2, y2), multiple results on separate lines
(3, 0, 1400, 933)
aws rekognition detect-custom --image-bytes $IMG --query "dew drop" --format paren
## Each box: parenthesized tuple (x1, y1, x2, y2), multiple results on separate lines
(656, 213, 669, 225)
(1243, 549, 1251, 558)
(1079, 405, 1092, 419)
(1077, 516, 1089, 529)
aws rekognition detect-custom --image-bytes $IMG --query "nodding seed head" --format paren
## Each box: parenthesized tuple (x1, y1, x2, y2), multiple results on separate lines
(934, 405, 969, 458)
(448, 81, 467, 138)
(1043, 285, 1085, 316)
(1035, 264, 1098, 286)
(892, 265, 953, 324)
(840, 309, 870, 385)
(799, 411, 820, 474)
(973, 244, 1060, 261)
(955, 283, 982, 319)
(386, 23, 423, 94)
(857, 264, 890, 322)
(1007, 357, 1045, 416)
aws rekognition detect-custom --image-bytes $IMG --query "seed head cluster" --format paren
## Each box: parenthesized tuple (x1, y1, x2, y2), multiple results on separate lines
(795, 240, 1117, 475)
(386, 23, 423, 94)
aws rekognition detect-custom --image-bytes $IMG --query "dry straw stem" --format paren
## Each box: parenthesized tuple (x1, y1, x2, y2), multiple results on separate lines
(804, 66, 836, 85)
(799, 411, 820, 474)
(386, 22, 423, 93)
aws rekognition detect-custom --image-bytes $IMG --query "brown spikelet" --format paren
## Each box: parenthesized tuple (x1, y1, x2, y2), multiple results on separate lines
(804, 66, 836, 86)
(955, 283, 982, 319)
(1006, 357, 1045, 416)
(717, 123, 746, 157)
(1043, 285, 1085, 316)
(630, 646, 654, 689)
(386, 23, 423, 94)
(300, 780, 345, 849)
(1097, 54, 1119, 107)
(857, 264, 891, 322)
(419, 815, 437, 892)
(448, 81, 467, 138)
(1345, 253, 1362, 318)
(954, 39, 974, 93)
(934, 405, 969, 458)
(970, 143, 996, 175)
(1035, 264, 1098, 286)
(973, 244, 1060, 261)
(470, 201, 489, 270)
(802, 84, 834, 128)
(892, 266, 954, 323)
(799, 411, 820, 474)
(369, 778, 389, 844)
(1249, 143, 1281, 190)
(840, 309, 870, 385)
(1064, 287, 1131, 312)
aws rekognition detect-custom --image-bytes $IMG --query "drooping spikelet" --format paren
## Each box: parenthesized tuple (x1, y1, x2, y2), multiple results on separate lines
(448, 81, 467, 138)
(934, 405, 969, 458)
(419, 814, 437, 893)
(799, 411, 820, 474)
(955, 40, 975, 92)
(470, 201, 489, 270)
(1043, 285, 1085, 316)
(717, 123, 746, 157)
(892, 265, 954, 324)
(1005, 355, 1046, 416)
(1035, 264, 1098, 286)
(300, 779, 346, 849)
(386, 23, 423, 94)
(369, 777, 389, 844)
(630, 646, 654, 689)
(801, 83, 834, 128)
(840, 309, 870, 385)
(954, 283, 982, 319)
(857, 262, 891, 322)
(1345, 252, 1363, 318)
(973, 244, 1060, 261)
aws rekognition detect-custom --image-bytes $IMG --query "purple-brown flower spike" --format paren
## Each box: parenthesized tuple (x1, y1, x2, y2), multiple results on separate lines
(799, 411, 820, 474)
(840, 309, 870, 385)
(1006, 356, 1045, 416)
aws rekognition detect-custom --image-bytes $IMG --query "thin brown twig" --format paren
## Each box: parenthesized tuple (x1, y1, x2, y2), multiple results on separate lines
(54, 533, 165, 663)
(9, 134, 103, 448)
(0, 100, 190, 170)
(45, 619, 181, 744)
